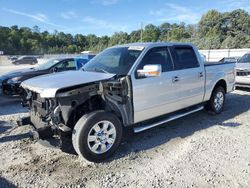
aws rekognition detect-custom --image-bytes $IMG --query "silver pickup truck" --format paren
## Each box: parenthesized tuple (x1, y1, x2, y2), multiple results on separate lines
(21, 42, 235, 162)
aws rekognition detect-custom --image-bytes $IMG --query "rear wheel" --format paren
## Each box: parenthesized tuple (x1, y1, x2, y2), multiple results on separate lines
(72, 111, 123, 162)
(206, 86, 225, 114)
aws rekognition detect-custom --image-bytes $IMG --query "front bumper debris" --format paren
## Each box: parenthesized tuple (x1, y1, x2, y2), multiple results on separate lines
(17, 116, 73, 151)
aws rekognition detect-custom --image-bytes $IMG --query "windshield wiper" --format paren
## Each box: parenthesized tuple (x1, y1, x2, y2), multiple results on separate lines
(94, 68, 109, 74)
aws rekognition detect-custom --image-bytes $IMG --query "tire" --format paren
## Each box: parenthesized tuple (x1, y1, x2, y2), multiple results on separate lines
(206, 86, 225, 114)
(72, 111, 123, 162)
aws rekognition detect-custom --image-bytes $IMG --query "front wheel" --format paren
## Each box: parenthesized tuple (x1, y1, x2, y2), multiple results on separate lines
(72, 111, 123, 162)
(206, 86, 225, 114)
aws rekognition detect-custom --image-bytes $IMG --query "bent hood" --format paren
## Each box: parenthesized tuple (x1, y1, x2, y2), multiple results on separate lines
(236, 63, 250, 71)
(21, 71, 115, 98)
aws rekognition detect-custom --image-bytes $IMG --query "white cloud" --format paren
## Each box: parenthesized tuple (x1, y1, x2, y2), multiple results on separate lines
(82, 16, 128, 31)
(220, 0, 250, 12)
(3, 8, 64, 28)
(61, 11, 77, 19)
(150, 3, 200, 24)
(91, 0, 119, 6)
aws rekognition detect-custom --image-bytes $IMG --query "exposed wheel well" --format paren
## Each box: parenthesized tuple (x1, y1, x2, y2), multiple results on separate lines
(66, 95, 104, 128)
(66, 95, 123, 129)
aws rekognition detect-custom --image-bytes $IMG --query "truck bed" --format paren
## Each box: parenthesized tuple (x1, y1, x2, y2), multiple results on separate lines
(203, 62, 235, 101)
(205, 61, 235, 66)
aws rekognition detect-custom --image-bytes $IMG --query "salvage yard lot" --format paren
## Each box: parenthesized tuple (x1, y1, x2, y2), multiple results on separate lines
(0, 64, 249, 187)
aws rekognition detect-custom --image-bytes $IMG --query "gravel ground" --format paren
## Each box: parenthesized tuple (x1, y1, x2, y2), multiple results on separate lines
(0, 88, 249, 188)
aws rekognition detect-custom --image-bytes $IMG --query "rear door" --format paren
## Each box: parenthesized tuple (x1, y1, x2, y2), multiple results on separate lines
(132, 46, 181, 123)
(21, 57, 29, 64)
(169, 45, 205, 108)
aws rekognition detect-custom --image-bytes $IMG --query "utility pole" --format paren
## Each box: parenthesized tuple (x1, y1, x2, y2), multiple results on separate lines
(140, 22, 143, 42)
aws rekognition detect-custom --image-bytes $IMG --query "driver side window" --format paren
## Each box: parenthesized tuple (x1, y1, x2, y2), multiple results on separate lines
(136, 47, 174, 73)
(54, 59, 76, 71)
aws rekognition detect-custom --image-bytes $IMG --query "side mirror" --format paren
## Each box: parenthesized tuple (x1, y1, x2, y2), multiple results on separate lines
(137, 64, 162, 78)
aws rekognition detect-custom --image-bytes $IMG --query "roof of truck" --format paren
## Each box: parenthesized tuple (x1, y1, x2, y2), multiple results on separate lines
(113, 42, 195, 48)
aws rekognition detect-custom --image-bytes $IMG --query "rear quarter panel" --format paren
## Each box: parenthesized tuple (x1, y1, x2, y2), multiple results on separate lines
(204, 63, 235, 101)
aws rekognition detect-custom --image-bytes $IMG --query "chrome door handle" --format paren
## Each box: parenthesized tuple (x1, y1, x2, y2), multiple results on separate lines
(199, 72, 204, 77)
(172, 76, 179, 83)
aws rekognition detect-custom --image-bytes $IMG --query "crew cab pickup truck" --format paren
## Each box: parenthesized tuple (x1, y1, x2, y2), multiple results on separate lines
(20, 42, 235, 162)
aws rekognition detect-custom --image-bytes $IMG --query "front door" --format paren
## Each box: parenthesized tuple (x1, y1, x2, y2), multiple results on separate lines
(131, 46, 181, 123)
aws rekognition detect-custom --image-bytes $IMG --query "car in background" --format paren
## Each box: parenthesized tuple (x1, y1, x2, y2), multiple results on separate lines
(8, 56, 18, 61)
(0, 57, 93, 95)
(219, 57, 239, 63)
(12, 56, 38, 65)
(235, 53, 250, 88)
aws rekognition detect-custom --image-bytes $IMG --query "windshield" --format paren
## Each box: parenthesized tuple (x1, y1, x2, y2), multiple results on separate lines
(18, 56, 25, 60)
(83, 47, 143, 75)
(36, 59, 60, 70)
(238, 54, 250, 63)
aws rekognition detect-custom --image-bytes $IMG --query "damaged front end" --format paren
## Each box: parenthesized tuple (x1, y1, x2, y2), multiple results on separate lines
(20, 91, 67, 140)
(20, 75, 133, 146)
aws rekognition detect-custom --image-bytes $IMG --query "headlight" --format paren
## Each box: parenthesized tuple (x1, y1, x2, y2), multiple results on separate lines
(7, 76, 22, 84)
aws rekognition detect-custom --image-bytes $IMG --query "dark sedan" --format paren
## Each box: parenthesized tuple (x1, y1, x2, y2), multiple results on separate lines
(0, 57, 93, 95)
(12, 56, 38, 65)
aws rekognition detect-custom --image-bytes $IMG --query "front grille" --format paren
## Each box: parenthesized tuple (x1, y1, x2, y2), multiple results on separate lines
(237, 71, 250, 76)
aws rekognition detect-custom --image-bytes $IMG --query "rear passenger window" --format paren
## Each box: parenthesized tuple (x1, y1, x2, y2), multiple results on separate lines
(137, 47, 173, 72)
(172, 46, 199, 70)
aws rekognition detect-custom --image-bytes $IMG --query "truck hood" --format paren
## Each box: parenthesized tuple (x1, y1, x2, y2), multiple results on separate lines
(21, 71, 115, 98)
(236, 63, 250, 71)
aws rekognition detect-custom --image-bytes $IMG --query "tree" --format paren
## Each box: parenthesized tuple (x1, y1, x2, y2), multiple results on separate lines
(0, 9, 249, 54)
(159, 22, 171, 41)
(143, 24, 160, 42)
(109, 32, 129, 46)
(74, 34, 88, 51)
(129, 30, 141, 43)
(199, 10, 223, 37)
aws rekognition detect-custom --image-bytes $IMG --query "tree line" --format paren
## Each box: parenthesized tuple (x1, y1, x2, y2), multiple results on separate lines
(0, 9, 249, 55)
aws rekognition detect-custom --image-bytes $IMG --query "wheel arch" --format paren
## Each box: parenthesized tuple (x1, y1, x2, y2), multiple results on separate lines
(207, 79, 227, 101)
(212, 79, 227, 94)
(66, 94, 125, 129)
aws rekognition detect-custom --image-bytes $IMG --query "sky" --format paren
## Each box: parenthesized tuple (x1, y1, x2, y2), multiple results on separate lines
(0, 0, 250, 36)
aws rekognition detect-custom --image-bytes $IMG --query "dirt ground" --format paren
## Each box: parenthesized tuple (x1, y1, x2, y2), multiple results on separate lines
(0, 87, 249, 188)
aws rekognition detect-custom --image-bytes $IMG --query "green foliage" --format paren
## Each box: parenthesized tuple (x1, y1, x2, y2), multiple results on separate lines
(0, 9, 249, 54)
(142, 24, 160, 42)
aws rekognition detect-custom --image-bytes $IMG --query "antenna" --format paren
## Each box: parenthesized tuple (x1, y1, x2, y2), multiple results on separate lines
(140, 22, 143, 42)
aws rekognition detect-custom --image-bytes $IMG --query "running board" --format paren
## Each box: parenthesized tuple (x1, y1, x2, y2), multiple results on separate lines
(133, 106, 204, 133)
